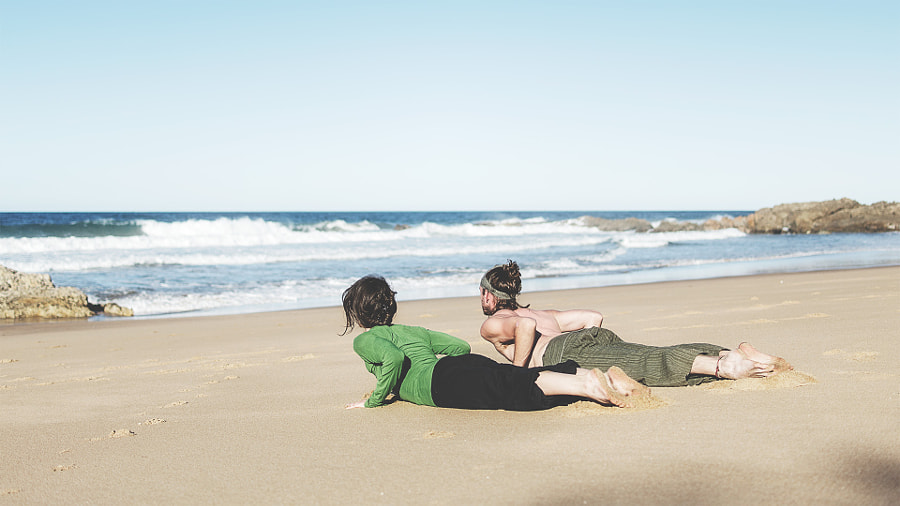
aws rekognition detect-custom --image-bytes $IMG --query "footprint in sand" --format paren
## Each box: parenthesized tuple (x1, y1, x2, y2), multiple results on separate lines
(141, 418, 166, 425)
(90, 429, 137, 442)
(35, 376, 108, 386)
(53, 465, 76, 472)
(220, 362, 250, 370)
(203, 375, 240, 385)
(423, 431, 455, 439)
(284, 354, 316, 362)
(163, 401, 189, 408)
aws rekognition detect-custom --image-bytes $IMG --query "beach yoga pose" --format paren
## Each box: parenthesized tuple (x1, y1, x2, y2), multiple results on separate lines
(342, 275, 649, 410)
(479, 261, 793, 387)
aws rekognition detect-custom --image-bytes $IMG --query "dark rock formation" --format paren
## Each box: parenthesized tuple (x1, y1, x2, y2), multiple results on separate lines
(702, 215, 749, 231)
(0, 265, 133, 320)
(740, 199, 899, 234)
(651, 220, 703, 233)
(645, 199, 898, 234)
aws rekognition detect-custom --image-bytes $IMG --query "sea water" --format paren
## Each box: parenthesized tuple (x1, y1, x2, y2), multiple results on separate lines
(1, 211, 898, 318)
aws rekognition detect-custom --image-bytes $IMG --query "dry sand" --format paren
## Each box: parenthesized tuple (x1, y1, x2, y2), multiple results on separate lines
(2, 267, 898, 504)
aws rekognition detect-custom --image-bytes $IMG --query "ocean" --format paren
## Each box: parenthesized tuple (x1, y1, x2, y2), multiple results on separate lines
(2, 211, 898, 318)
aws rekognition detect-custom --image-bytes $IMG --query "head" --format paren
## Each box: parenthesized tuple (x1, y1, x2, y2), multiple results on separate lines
(480, 260, 526, 315)
(341, 275, 397, 335)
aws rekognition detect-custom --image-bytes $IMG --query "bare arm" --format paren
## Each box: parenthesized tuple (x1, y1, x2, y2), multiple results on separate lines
(510, 317, 538, 367)
(552, 309, 603, 332)
(480, 314, 538, 367)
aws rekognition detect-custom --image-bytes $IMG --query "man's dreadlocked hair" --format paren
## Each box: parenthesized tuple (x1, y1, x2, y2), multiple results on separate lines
(484, 260, 528, 311)
(341, 275, 397, 335)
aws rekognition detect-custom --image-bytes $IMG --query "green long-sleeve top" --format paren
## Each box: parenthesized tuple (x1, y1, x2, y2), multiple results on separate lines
(352, 324, 471, 408)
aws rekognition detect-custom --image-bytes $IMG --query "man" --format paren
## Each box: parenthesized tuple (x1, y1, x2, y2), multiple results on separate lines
(478, 260, 792, 387)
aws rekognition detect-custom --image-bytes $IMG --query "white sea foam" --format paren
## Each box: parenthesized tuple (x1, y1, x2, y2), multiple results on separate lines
(0, 216, 607, 254)
(3, 216, 666, 273)
(116, 281, 342, 316)
(0, 216, 744, 258)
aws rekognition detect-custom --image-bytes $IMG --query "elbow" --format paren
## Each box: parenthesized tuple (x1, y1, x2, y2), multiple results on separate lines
(382, 351, 405, 370)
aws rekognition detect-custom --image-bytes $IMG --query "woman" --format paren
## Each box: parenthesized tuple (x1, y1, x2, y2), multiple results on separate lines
(342, 275, 647, 410)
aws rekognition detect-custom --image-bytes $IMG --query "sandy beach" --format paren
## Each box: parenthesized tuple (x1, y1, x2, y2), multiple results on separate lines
(2, 267, 898, 504)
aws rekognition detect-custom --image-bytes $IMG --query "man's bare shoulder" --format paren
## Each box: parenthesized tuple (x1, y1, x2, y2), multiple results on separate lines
(480, 310, 523, 339)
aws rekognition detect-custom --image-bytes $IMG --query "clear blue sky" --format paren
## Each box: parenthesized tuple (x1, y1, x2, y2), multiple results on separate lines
(2, 1, 897, 212)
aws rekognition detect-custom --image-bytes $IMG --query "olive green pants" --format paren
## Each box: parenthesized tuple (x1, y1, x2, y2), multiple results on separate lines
(542, 327, 725, 387)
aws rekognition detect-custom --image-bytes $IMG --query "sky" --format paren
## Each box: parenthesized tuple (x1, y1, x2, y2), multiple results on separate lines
(2, 1, 897, 212)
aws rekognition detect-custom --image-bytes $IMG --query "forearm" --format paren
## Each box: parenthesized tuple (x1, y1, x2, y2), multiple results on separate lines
(429, 330, 471, 356)
(365, 370, 399, 407)
(353, 343, 403, 408)
(556, 310, 603, 332)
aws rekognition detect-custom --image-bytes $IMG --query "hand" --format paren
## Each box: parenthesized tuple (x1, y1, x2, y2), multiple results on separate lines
(345, 400, 366, 410)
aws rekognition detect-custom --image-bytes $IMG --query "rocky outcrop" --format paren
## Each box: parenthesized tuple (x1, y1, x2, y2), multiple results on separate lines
(646, 199, 899, 234)
(652, 220, 704, 233)
(739, 199, 898, 234)
(0, 265, 133, 320)
(701, 215, 749, 231)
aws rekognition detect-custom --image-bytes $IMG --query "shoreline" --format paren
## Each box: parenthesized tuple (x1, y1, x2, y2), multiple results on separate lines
(2, 266, 898, 503)
(2, 263, 897, 326)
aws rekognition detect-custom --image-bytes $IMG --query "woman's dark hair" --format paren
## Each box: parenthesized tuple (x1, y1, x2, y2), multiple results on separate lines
(485, 260, 527, 310)
(341, 275, 398, 335)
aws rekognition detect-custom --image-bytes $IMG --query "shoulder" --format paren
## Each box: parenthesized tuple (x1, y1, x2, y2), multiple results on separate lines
(354, 325, 388, 339)
(480, 310, 526, 338)
(352, 326, 393, 348)
(388, 324, 428, 337)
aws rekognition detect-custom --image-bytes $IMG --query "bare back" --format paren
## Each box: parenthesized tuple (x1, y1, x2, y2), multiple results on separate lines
(480, 307, 603, 368)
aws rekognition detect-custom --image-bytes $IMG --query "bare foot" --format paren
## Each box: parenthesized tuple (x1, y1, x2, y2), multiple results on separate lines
(716, 349, 775, 379)
(605, 366, 651, 398)
(587, 369, 631, 407)
(738, 342, 793, 373)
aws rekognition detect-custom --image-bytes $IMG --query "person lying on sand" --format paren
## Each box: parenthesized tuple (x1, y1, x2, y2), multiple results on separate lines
(342, 275, 649, 410)
(479, 261, 793, 387)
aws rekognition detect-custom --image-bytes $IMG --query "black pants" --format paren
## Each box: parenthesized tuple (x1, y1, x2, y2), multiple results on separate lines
(430, 354, 579, 411)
